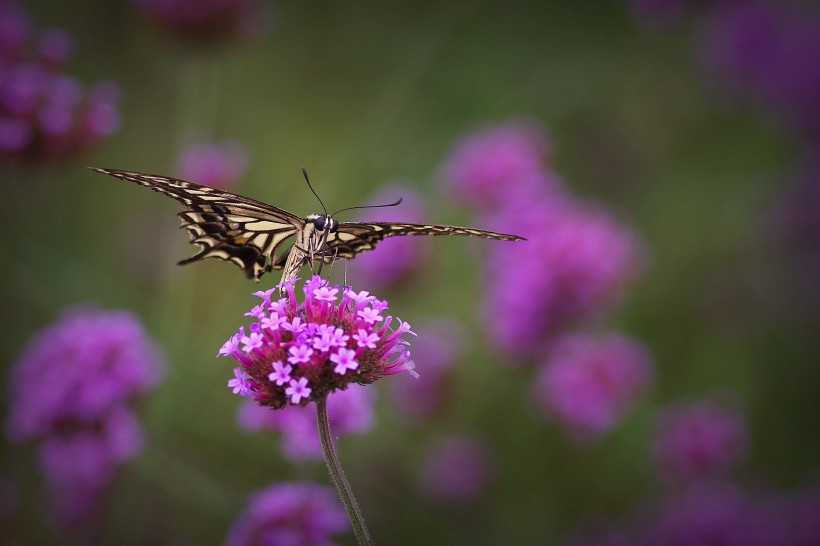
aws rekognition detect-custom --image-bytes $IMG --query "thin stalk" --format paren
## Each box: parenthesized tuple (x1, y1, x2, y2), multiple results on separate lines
(315, 396, 373, 545)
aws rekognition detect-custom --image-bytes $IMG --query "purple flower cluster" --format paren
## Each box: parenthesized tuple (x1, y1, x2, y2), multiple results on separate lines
(439, 120, 646, 360)
(0, 2, 120, 161)
(533, 333, 652, 440)
(219, 276, 417, 409)
(439, 119, 555, 212)
(347, 184, 431, 290)
(652, 396, 748, 481)
(5, 306, 164, 526)
(483, 197, 646, 358)
(224, 481, 349, 546)
(133, 0, 269, 43)
(701, 1, 820, 138)
(237, 384, 375, 461)
(418, 435, 496, 505)
(563, 481, 820, 546)
(176, 137, 247, 189)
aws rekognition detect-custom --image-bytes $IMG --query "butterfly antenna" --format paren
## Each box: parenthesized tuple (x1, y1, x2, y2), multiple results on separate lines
(331, 197, 403, 217)
(302, 167, 328, 217)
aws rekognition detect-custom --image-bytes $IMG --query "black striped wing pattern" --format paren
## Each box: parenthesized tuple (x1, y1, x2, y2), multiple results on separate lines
(92, 168, 525, 280)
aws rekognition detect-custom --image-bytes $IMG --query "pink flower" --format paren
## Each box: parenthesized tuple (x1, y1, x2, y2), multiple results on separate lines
(533, 332, 652, 441)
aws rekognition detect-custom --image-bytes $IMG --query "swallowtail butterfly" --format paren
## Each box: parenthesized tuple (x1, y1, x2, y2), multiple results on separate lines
(92, 168, 525, 285)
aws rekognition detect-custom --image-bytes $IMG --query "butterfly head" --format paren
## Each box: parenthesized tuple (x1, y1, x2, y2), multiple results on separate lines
(307, 213, 338, 233)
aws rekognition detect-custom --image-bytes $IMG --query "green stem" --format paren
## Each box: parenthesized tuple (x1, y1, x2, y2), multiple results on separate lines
(315, 396, 373, 545)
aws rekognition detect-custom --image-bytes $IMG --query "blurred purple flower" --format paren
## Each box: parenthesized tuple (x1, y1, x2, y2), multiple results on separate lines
(418, 435, 496, 504)
(640, 482, 791, 546)
(133, 0, 270, 43)
(387, 318, 464, 422)
(483, 195, 646, 359)
(219, 276, 416, 410)
(0, 2, 121, 162)
(533, 332, 652, 441)
(700, 1, 820, 137)
(237, 384, 375, 461)
(347, 184, 431, 290)
(439, 120, 558, 212)
(177, 138, 247, 189)
(224, 481, 349, 546)
(652, 397, 748, 481)
(5, 305, 165, 526)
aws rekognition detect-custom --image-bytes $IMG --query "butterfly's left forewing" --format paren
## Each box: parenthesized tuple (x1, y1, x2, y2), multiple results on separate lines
(92, 168, 304, 279)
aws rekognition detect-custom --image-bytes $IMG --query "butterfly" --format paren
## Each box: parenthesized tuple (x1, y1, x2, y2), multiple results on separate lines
(92, 168, 525, 285)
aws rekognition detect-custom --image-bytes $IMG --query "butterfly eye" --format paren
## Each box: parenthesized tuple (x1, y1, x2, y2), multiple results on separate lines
(313, 216, 327, 231)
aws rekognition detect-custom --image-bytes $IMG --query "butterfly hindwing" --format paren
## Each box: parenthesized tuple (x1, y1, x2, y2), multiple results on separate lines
(93, 168, 303, 279)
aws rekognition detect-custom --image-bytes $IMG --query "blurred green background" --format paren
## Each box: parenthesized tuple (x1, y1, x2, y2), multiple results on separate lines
(3, 0, 818, 544)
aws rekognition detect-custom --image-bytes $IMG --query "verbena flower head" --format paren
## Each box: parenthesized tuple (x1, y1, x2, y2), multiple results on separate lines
(237, 384, 375, 461)
(483, 195, 647, 359)
(652, 396, 748, 481)
(439, 119, 557, 212)
(5, 305, 165, 526)
(347, 184, 431, 289)
(0, 2, 121, 162)
(700, 1, 820, 137)
(219, 276, 417, 409)
(176, 137, 247, 189)
(533, 332, 652, 441)
(224, 481, 348, 546)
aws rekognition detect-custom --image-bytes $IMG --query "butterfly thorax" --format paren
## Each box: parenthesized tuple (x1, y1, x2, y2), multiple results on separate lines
(278, 214, 339, 292)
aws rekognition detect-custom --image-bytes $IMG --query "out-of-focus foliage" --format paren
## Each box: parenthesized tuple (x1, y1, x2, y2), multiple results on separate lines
(2, 0, 819, 544)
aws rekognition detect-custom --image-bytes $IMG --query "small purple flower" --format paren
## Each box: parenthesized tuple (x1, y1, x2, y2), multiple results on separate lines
(286, 377, 312, 405)
(653, 396, 748, 481)
(0, 4, 121, 162)
(330, 348, 359, 375)
(228, 367, 251, 396)
(237, 385, 376, 461)
(313, 286, 339, 302)
(224, 481, 348, 546)
(353, 329, 379, 349)
(268, 360, 292, 386)
(176, 138, 247, 189)
(5, 305, 164, 526)
(439, 119, 558, 212)
(533, 332, 652, 441)
(218, 276, 416, 409)
(240, 331, 264, 353)
(418, 435, 496, 504)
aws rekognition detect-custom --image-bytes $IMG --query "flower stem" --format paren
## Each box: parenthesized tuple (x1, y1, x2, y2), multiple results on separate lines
(316, 396, 373, 545)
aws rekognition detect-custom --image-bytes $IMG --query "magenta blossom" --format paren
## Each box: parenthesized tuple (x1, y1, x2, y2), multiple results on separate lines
(533, 332, 652, 441)
(224, 481, 349, 546)
(0, 2, 121, 162)
(653, 396, 748, 481)
(219, 276, 417, 409)
(176, 138, 247, 189)
(5, 305, 164, 526)
(439, 119, 557, 212)
(237, 384, 375, 461)
(483, 195, 646, 359)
